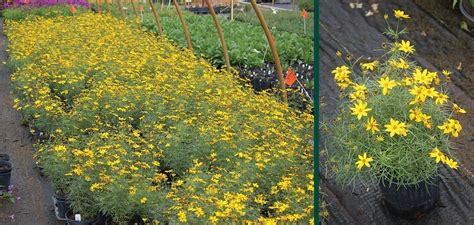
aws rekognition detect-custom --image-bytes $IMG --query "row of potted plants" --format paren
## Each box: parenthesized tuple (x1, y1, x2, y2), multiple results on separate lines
(5, 12, 314, 223)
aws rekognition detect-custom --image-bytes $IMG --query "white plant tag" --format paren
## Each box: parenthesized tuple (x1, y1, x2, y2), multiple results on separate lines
(75, 214, 82, 221)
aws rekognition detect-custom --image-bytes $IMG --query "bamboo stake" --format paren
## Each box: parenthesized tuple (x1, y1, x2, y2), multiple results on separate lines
(230, 0, 234, 21)
(249, 0, 287, 103)
(130, 0, 139, 18)
(204, 0, 231, 73)
(96, 0, 101, 13)
(172, 0, 193, 51)
(117, 0, 126, 19)
(148, 0, 164, 36)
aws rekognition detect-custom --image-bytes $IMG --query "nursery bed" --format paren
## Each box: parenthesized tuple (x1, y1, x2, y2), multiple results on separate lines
(319, 0, 474, 224)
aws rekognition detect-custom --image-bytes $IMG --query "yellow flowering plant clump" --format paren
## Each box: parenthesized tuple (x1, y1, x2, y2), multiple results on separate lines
(5, 14, 314, 223)
(327, 10, 466, 187)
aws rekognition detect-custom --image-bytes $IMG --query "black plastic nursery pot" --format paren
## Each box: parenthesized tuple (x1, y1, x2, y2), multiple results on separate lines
(380, 176, 441, 220)
(53, 193, 70, 220)
(0, 153, 10, 161)
(65, 210, 102, 225)
(460, 0, 474, 22)
(0, 160, 12, 191)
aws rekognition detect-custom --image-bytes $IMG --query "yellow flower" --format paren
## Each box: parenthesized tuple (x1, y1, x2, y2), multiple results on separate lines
(412, 68, 432, 85)
(378, 76, 397, 95)
(350, 101, 372, 120)
(178, 211, 187, 222)
(444, 157, 459, 169)
(336, 51, 342, 57)
(409, 85, 428, 104)
(409, 107, 424, 122)
(100, 132, 109, 139)
(361, 61, 378, 71)
(435, 93, 448, 105)
(366, 117, 379, 134)
(396, 58, 410, 69)
(376, 135, 384, 142)
(453, 103, 466, 114)
(384, 14, 389, 20)
(397, 40, 415, 53)
(129, 186, 137, 196)
(393, 9, 410, 19)
(429, 147, 445, 163)
(384, 118, 408, 137)
(438, 119, 462, 137)
(140, 197, 147, 204)
(442, 69, 452, 76)
(356, 153, 373, 170)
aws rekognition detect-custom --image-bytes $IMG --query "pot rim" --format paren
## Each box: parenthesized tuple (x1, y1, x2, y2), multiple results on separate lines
(460, 0, 474, 22)
(380, 174, 440, 187)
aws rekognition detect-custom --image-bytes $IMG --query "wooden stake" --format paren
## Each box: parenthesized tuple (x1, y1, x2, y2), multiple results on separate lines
(117, 0, 126, 19)
(205, 0, 231, 73)
(230, 0, 234, 21)
(172, 0, 193, 51)
(96, 0, 101, 13)
(250, 0, 287, 103)
(130, 0, 139, 18)
(148, 0, 164, 36)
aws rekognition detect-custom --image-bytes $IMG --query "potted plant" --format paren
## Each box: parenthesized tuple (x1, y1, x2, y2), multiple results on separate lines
(53, 189, 70, 220)
(65, 209, 102, 225)
(0, 160, 12, 191)
(327, 10, 466, 219)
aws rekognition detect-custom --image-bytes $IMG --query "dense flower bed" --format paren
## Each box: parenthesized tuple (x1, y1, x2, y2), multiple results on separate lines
(4, 0, 89, 8)
(5, 13, 314, 223)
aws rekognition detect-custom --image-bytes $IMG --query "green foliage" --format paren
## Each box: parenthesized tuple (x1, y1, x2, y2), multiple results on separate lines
(234, 9, 314, 38)
(140, 10, 313, 68)
(2, 5, 89, 21)
(298, 0, 314, 12)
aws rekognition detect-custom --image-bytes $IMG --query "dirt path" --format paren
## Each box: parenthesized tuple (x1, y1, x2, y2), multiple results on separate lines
(319, 0, 474, 224)
(0, 19, 59, 225)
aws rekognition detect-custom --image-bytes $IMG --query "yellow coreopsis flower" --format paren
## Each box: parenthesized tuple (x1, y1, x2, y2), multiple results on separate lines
(356, 153, 373, 170)
(397, 40, 415, 54)
(429, 147, 445, 163)
(178, 211, 187, 222)
(393, 9, 410, 19)
(350, 101, 372, 120)
(384, 118, 408, 137)
(453, 103, 467, 114)
(378, 76, 397, 95)
(140, 197, 147, 204)
(435, 93, 448, 105)
(438, 119, 462, 137)
(409, 107, 424, 122)
(366, 117, 380, 134)
(444, 157, 459, 169)
(412, 68, 432, 86)
(376, 135, 385, 142)
(409, 85, 428, 104)
(442, 69, 452, 81)
(361, 61, 378, 71)
(396, 58, 410, 69)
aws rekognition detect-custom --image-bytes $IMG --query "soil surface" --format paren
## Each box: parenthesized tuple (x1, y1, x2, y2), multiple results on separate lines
(0, 19, 60, 225)
(320, 0, 473, 224)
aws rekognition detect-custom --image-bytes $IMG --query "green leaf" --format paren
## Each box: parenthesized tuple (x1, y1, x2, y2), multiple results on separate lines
(460, 21, 469, 31)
